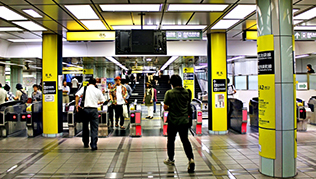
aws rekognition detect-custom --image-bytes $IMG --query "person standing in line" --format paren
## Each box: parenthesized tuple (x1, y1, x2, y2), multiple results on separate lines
(227, 78, 236, 98)
(153, 87, 157, 113)
(307, 64, 315, 74)
(163, 75, 195, 173)
(143, 82, 154, 119)
(124, 79, 132, 115)
(62, 81, 70, 104)
(110, 76, 127, 129)
(0, 83, 8, 105)
(14, 83, 26, 101)
(75, 78, 105, 150)
(32, 84, 42, 102)
(4, 84, 14, 101)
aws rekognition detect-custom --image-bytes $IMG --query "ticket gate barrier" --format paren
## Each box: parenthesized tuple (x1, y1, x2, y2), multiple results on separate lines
(308, 96, 316, 125)
(297, 106, 308, 131)
(228, 98, 247, 134)
(130, 104, 142, 137)
(0, 101, 27, 137)
(67, 105, 82, 137)
(98, 106, 108, 137)
(162, 111, 168, 136)
(24, 101, 42, 137)
(192, 110, 203, 135)
(249, 97, 258, 127)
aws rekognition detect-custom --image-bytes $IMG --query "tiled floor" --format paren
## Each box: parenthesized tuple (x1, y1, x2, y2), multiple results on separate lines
(1, 124, 316, 178)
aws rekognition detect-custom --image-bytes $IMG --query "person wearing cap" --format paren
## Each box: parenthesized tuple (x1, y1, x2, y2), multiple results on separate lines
(4, 84, 14, 101)
(0, 83, 7, 105)
(14, 83, 26, 101)
(110, 76, 128, 129)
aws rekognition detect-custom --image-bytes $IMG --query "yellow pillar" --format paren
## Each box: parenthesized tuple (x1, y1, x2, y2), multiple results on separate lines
(42, 34, 63, 137)
(207, 32, 228, 134)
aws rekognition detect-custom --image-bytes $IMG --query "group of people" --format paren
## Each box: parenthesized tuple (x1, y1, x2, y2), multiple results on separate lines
(75, 74, 195, 173)
(0, 83, 42, 105)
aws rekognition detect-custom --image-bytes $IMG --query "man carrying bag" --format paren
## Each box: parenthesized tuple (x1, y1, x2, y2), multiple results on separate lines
(75, 78, 105, 150)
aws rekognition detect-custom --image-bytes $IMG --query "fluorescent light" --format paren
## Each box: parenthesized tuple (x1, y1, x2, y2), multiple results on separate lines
(62, 62, 83, 69)
(81, 20, 107, 30)
(12, 21, 46, 31)
(195, 66, 207, 70)
(294, 7, 316, 20)
(65, 5, 99, 19)
(161, 56, 179, 70)
(227, 56, 245, 62)
(211, 20, 239, 29)
(106, 56, 128, 71)
(0, 27, 22, 31)
(295, 54, 309, 59)
(112, 25, 158, 30)
(294, 26, 316, 30)
(100, 4, 162, 12)
(146, 58, 152, 61)
(0, 6, 27, 20)
(294, 20, 303, 25)
(23, 9, 42, 18)
(224, 5, 256, 19)
(161, 25, 206, 30)
(8, 39, 42, 42)
(167, 4, 228, 12)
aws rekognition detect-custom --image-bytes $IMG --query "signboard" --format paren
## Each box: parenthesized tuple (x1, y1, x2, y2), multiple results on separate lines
(83, 69, 94, 86)
(166, 31, 202, 40)
(43, 81, 57, 94)
(215, 94, 225, 108)
(183, 67, 194, 99)
(67, 31, 115, 41)
(258, 51, 275, 74)
(297, 83, 308, 90)
(295, 31, 316, 41)
(213, 79, 226, 92)
(44, 95, 55, 102)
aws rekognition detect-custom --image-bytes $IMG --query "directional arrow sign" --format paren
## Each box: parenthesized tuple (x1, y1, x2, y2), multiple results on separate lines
(295, 32, 300, 39)
(298, 83, 308, 90)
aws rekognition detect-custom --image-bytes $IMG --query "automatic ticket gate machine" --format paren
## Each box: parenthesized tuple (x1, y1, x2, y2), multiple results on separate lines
(24, 101, 42, 137)
(0, 101, 27, 137)
(130, 104, 142, 137)
(191, 99, 203, 135)
(160, 102, 168, 136)
(98, 105, 108, 137)
(297, 98, 307, 131)
(228, 98, 247, 134)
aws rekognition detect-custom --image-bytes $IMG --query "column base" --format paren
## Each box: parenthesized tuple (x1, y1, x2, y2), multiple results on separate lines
(209, 130, 228, 135)
(42, 133, 63, 138)
(259, 156, 297, 178)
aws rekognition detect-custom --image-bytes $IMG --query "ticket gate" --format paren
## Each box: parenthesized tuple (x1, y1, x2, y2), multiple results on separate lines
(191, 99, 203, 135)
(0, 101, 27, 137)
(297, 106, 307, 131)
(24, 101, 42, 137)
(228, 98, 247, 134)
(130, 104, 142, 137)
(249, 97, 259, 127)
(98, 105, 108, 137)
(308, 96, 316, 125)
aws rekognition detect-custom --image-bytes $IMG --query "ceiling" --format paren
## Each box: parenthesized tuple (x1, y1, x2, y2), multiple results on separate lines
(0, 0, 315, 42)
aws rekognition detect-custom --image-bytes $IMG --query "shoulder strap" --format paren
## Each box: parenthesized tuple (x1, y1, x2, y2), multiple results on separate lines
(20, 89, 26, 94)
(82, 86, 87, 104)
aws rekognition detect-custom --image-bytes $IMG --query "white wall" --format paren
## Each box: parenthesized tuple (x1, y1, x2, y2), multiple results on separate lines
(0, 39, 10, 57)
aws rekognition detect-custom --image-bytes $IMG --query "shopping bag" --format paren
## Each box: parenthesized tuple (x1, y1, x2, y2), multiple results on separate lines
(123, 104, 128, 118)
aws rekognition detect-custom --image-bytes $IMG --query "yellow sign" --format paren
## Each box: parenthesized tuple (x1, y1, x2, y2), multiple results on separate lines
(258, 75, 275, 129)
(83, 69, 94, 74)
(245, 31, 257, 40)
(183, 67, 194, 73)
(67, 31, 115, 41)
(83, 81, 89, 86)
(183, 80, 194, 98)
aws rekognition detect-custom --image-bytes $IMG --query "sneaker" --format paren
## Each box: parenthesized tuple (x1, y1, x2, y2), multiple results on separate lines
(163, 158, 175, 166)
(187, 159, 195, 173)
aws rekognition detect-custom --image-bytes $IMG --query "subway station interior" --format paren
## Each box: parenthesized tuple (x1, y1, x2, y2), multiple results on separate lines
(1, 0, 316, 178)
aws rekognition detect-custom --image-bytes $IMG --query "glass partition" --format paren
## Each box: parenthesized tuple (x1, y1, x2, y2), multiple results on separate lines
(248, 75, 258, 90)
(309, 74, 316, 90)
(235, 76, 247, 90)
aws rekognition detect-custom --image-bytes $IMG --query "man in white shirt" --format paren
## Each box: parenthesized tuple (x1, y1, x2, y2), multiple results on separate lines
(75, 78, 105, 150)
(71, 77, 79, 89)
(62, 81, 70, 104)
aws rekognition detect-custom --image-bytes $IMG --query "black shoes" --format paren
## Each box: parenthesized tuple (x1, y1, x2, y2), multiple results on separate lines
(84, 144, 89, 148)
(91, 146, 98, 151)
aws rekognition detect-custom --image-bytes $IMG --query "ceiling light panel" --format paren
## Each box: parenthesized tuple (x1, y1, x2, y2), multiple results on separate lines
(65, 5, 99, 19)
(167, 4, 228, 12)
(0, 27, 22, 31)
(23, 9, 42, 18)
(81, 20, 107, 30)
(100, 4, 162, 12)
(12, 21, 46, 31)
(294, 7, 316, 20)
(224, 5, 256, 19)
(0, 6, 27, 20)
(294, 26, 316, 30)
(8, 39, 42, 42)
(161, 25, 206, 30)
(211, 20, 239, 29)
(112, 25, 158, 30)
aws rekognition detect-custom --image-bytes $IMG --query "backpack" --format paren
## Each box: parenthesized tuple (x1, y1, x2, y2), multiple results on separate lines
(20, 90, 28, 103)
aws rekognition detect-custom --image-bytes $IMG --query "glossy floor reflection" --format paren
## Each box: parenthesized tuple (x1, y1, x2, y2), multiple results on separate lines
(1, 125, 316, 178)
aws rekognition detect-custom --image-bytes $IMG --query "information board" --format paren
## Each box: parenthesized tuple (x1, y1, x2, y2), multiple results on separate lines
(43, 81, 57, 94)
(213, 79, 226, 92)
